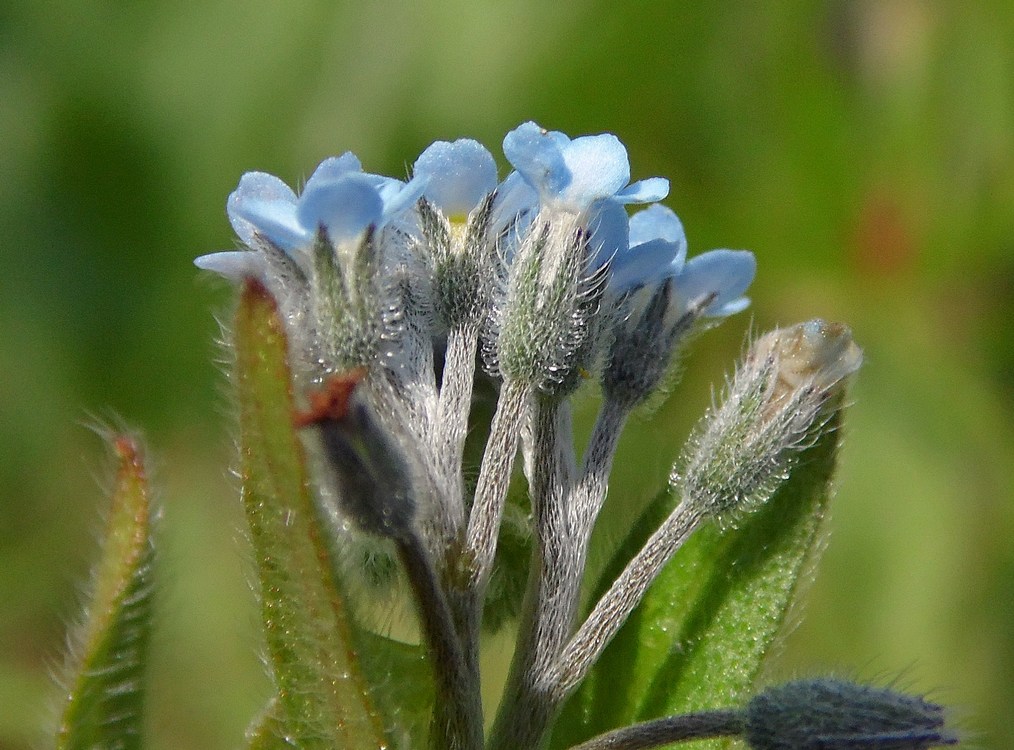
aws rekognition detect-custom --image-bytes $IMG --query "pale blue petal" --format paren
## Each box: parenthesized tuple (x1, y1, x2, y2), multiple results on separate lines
(194, 250, 266, 279)
(297, 174, 384, 242)
(610, 238, 681, 292)
(227, 172, 302, 249)
(503, 121, 570, 198)
(714, 295, 751, 316)
(491, 171, 538, 229)
(557, 133, 630, 208)
(232, 200, 308, 251)
(629, 205, 686, 250)
(414, 139, 498, 217)
(615, 177, 670, 205)
(675, 249, 756, 317)
(379, 174, 428, 222)
(587, 199, 629, 270)
(543, 129, 573, 149)
(304, 152, 363, 191)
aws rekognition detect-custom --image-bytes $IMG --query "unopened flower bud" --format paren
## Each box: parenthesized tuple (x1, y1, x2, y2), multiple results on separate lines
(294, 369, 416, 539)
(679, 320, 862, 519)
(745, 679, 958, 750)
(602, 278, 707, 408)
(752, 318, 863, 405)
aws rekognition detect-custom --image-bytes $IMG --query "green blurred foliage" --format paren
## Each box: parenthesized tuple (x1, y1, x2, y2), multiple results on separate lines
(1, 1, 1011, 748)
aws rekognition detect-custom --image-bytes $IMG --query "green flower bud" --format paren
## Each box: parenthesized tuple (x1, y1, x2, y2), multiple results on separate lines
(679, 320, 862, 520)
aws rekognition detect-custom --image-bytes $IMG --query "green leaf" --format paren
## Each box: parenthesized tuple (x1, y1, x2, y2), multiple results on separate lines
(356, 632, 434, 747)
(57, 436, 154, 750)
(244, 697, 297, 750)
(553, 412, 843, 749)
(244, 635, 432, 750)
(234, 279, 390, 750)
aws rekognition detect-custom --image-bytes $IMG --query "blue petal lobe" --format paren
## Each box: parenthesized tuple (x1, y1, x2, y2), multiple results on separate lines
(380, 174, 428, 222)
(615, 177, 670, 205)
(558, 133, 630, 207)
(491, 171, 538, 230)
(629, 205, 686, 249)
(675, 249, 756, 317)
(297, 174, 384, 242)
(305, 152, 363, 191)
(194, 250, 266, 279)
(586, 199, 629, 270)
(414, 139, 498, 218)
(503, 121, 571, 199)
(610, 238, 682, 293)
(227, 172, 302, 249)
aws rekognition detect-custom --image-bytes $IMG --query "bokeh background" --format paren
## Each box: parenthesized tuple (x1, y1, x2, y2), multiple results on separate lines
(2, 2, 1012, 748)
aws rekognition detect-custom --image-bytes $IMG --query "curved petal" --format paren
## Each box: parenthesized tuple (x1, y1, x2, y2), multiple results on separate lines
(586, 198, 629, 270)
(629, 204, 686, 256)
(227, 172, 302, 250)
(194, 250, 266, 280)
(297, 174, 385, 242)
(414, 139, 498, 218)
(675, 249, 756, 317)
(491, 171, 538, 228)
(304, 152, 363, 192)
(379, 174, 428, 223)
(614, 176, 670, 205)
(503, 121, 570, 199)
(610, 238, 682, 293)
(557, 133, 630, 208)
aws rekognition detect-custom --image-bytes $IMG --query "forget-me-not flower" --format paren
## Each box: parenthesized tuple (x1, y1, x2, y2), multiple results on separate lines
(611, 203, 755, 317)
(195, 153, 426, 277)
(502, 121, 669, 212)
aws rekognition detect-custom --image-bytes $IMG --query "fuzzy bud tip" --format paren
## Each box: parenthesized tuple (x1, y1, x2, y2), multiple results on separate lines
(753, 319, 862, 402)
(745, 678, 958, 750)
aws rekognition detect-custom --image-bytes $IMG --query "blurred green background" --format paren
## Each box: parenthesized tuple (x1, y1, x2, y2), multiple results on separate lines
(2, 1, 1012, 748)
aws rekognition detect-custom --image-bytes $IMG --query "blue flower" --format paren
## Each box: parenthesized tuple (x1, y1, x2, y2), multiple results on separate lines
(603, 204, 684, 292)
(609, 204, 754, 316)
(502, 122, 669, 213)
(195, 154, 426, 276)
(586, 199, 630, 271)
(412, 139, 498, 220)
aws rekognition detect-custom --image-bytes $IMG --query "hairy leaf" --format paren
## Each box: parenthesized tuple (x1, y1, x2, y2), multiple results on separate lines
(244, 697, 296, 750)
(234, 278, 390, 749)
(244, 634, 432, 750)
(57, 436, 154, 750)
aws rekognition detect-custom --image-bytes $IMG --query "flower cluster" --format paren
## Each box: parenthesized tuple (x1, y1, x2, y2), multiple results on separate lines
(197, 123, 754, 393)
(194, 123, 951, 750)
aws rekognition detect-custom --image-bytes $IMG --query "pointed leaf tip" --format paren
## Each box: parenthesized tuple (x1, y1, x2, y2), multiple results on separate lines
(243, 274, 275, 303)
(57, 433, 154, 750)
